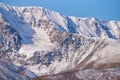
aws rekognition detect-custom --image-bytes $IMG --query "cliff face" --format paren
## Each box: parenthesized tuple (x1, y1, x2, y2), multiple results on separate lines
(0, 3, 120, 80)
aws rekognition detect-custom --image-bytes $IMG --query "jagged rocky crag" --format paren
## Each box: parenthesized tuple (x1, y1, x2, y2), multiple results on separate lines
(0, 3, 120, 80)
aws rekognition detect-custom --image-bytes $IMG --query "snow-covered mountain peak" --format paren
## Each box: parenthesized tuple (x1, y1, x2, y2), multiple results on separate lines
(0, 3, 120, 80)
(1, 2, 120, 39)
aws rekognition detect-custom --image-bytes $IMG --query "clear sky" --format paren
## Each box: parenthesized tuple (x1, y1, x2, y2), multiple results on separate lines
(0, 0, 120, 21)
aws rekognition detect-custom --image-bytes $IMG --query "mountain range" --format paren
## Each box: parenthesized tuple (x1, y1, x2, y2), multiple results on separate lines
(0, 3, 120, 80)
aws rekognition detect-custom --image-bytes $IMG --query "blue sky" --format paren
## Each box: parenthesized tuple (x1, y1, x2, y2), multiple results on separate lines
(1, 0, 120, 21)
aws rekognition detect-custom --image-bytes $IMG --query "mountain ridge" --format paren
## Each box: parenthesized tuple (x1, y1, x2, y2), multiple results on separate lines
(0, 3, 120, 80)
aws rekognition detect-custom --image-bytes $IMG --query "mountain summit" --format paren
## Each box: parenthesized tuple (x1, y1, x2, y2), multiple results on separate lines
(0, 3, 120, 80)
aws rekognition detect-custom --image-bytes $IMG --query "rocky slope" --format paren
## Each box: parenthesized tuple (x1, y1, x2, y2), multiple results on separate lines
(33, 68, 120, 80)
(0, 61, 30, 80)
(0, 2, 120, 80)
